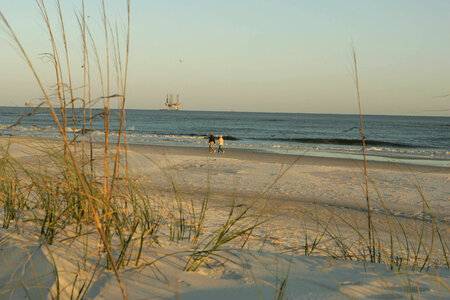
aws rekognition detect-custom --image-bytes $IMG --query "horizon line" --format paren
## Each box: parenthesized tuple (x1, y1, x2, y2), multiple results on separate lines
(0, 105, 448, 118)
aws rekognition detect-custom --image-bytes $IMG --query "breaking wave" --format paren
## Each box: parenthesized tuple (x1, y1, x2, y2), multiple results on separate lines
(260, 138, 416, 148)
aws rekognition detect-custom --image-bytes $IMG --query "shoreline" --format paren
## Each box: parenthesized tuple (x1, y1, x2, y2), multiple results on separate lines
(126, 144, 449, 172)
(1, 127, 449, 167)
(1, 136, 448, 172)
(127, 143, 449, 172)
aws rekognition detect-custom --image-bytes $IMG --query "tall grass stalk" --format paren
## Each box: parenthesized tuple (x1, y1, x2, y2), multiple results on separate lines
(191, 167, 211, 243)
(56, 0, 77, 154)
(101, 0, 111, 199)
(109, 1, 131, 201)
(80, 0, 87, 175)
(352, 47, 375, 262)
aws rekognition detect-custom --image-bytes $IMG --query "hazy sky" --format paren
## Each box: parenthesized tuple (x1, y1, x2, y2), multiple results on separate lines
(1, 0, 449, 115)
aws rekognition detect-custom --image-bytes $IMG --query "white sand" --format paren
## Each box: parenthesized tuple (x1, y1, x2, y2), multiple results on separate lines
(1, 138, 449, 299)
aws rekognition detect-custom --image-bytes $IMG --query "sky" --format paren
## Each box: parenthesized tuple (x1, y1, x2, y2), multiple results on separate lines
(0, 0, 449, 115)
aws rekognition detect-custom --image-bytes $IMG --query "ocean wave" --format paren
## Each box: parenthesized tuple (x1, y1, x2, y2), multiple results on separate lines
(221, 135, 239, 141)
(265, 119, 285, 122)
(260, 138, 416, 148)
(158, 133, 240, 140)
(0, 128, 234, 143)
(0, 124, 57, 132)
(123, 133, 206, 140)
(123, 133, 241, 141)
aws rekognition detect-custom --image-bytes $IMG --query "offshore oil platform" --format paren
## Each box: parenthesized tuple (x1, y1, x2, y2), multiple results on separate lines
(161, 94, 181, 111)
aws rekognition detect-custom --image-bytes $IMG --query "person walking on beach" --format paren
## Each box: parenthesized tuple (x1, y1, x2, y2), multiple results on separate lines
(218, 135, 224, 153)
(208, 133, 216, 153)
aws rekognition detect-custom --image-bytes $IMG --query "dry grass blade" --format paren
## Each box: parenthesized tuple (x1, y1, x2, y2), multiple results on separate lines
(352, 46, 374, 262)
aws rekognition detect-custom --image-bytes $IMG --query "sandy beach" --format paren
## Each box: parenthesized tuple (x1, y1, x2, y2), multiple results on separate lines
(1, 137, 448, 299)
(2, 0, 449, 297)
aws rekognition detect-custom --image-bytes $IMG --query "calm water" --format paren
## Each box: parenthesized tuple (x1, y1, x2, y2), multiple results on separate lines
(0, 107, 449, 166)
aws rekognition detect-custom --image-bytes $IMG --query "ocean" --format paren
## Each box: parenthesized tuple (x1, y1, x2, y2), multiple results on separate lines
(0, 107, 448, 167)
